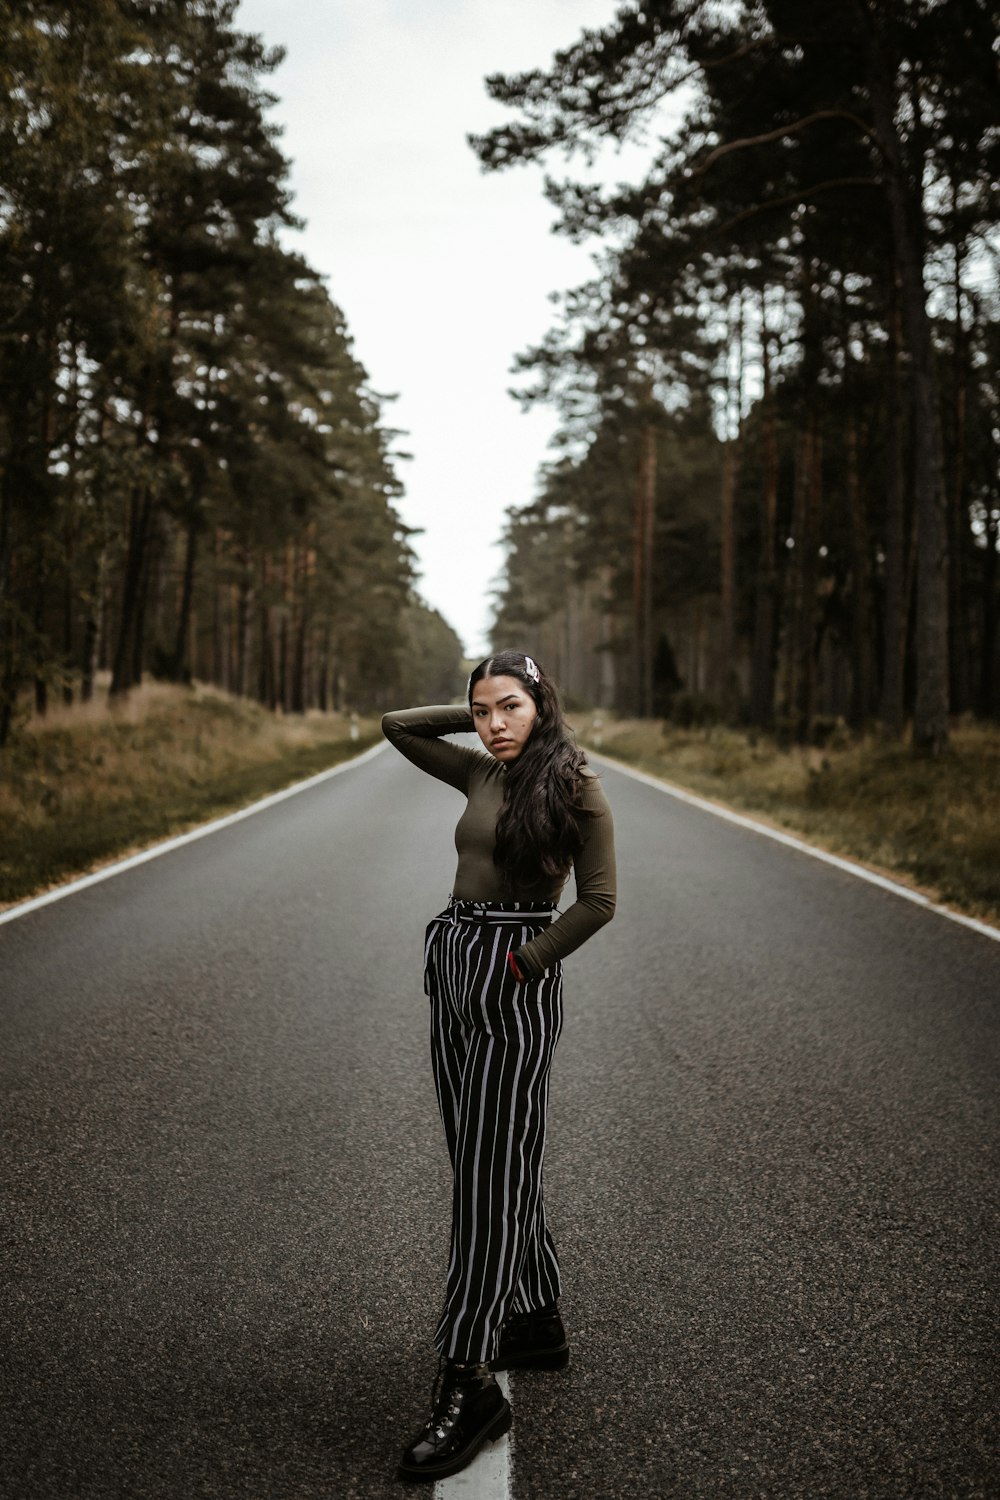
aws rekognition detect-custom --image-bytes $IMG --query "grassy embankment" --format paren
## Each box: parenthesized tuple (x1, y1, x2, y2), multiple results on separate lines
(0, 682, 379, 906)
(577, 716, 1000, 930)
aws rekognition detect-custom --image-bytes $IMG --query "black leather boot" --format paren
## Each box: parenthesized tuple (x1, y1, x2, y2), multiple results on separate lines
(492, 1303, 569, 1372)
(398, 1359, 512, 1483)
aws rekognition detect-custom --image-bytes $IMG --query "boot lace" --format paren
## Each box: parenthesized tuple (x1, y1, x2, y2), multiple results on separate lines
(426, 1356, 463, 1439)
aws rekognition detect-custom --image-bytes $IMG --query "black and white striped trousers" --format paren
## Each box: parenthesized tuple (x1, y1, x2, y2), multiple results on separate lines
(423, 897, 564, 1364)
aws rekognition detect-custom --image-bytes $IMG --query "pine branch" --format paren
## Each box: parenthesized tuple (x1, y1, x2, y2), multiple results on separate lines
(693, 109, 885, 181)
(711, 177, 883, 238)
(616, 36, 784, 116)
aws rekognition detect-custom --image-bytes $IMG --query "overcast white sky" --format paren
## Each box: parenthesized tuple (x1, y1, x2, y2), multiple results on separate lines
(235, 0, 639, 658)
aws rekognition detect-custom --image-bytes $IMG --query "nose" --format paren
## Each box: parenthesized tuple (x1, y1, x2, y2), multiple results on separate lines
(490, 707, 507, 731)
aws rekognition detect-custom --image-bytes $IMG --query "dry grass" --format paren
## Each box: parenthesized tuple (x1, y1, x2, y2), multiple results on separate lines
(576, 716, 1000, 929)
(0, 681, 378, 905)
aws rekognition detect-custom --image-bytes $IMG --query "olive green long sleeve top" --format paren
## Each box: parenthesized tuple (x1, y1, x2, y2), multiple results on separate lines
(380, 704, 616, 977)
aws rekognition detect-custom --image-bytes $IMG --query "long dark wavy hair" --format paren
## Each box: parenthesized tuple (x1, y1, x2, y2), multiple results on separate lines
(468, 650, 593, 888)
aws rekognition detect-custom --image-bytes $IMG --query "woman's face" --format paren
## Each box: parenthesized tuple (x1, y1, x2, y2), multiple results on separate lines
(471, 674, 538, 762)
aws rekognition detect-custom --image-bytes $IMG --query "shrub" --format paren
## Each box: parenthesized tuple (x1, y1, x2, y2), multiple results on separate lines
(666, 691, 719, 729)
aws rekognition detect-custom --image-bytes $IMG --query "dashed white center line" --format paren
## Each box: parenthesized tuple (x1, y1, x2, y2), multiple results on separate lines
(435, 1373, 513, 1500)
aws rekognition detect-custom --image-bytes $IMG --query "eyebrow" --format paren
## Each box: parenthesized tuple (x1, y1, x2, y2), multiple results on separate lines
(471, 692, 522, 707)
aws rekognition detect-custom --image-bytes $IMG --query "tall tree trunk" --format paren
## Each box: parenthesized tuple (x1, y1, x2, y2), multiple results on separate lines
(258, 554, 272, 707)
(719, 436, 739, 714)
(131, 512, 159, 689)
(80, 548, 101, 704)
(170, 519, 198, 683)
(633, 421, 657, 716)
(236, 564, 253, 699)
(34, 335, 56, 713)
(33, 568, 47, 717)
(61, 487, 76, 706)
(258, 603, 271, 708)
(62, 569, 74, 706)
(799, 419, 821, 742)
(784, 417, 820, 743)
(862, 9, 949, 752)
(0, 461, 15, 745)
(278, 612, 288, 712)
(318, 624, 331, 712)
(781, 430, 804, 738)
(279, 544, 294, 712)
(846, 415, 873, 729)
(641, 426, 656, 719)
(81, 410, 109, 703)
(632, 439, 646, 716)
(61, 339, 84, 707)
(749, 350, 778, 729)
(211, 528, 228, 690)
(290, 545, 307, 714)
(948, 378, 971, 714)
(879, 301, 907, 736)
(98, 562, 112, 674)
(110, 485, 153, 696)
(719, 295, 743, 719)
(948, 221, 971, 714)
(291, 611, 307, 714)
(980, 507, 999, 718)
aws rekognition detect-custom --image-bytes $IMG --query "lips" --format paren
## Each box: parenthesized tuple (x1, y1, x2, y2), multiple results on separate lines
(492, 739, 513, 749)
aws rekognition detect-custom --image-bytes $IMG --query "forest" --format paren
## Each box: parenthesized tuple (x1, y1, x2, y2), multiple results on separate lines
(0, 1, 463, 749)
(477, 0, 999, 753)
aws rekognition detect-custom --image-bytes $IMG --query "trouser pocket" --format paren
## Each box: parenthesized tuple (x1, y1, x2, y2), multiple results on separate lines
(423, 913, 449, 997)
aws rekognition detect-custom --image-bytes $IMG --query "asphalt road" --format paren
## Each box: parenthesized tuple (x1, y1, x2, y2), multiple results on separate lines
(2, 741, 998, 1500)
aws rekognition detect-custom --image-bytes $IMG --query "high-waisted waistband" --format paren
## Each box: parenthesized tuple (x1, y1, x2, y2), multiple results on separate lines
(445, 896, 556, 925)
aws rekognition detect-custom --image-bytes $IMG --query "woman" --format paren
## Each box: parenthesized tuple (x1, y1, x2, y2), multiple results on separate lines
(382, 650, 616, 1483)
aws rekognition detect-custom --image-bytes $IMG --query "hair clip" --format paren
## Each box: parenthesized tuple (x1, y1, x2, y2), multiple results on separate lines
(523, 656, 540, 683)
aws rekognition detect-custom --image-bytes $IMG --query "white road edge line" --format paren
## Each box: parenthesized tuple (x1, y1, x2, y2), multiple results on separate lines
(435, 1371, 512, 1500)
(590, 750, 1000, 945)
(0, 739, 389, 928)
